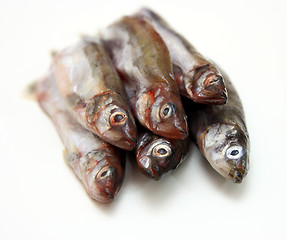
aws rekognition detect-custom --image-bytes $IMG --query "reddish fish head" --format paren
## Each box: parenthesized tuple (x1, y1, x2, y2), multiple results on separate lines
(185, 64, 227, 105)
(136, 132, 188, 180)
(202, 123, 249, 183)
(136, 86, 188, 139)
(85, 93, 137, 150)
(83, 149, 125, 203)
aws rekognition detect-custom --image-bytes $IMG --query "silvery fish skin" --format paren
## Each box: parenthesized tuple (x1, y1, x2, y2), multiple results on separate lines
(136, 129, 190, 180)
(186, 75, 249, 183)
(36, 70, 125, 203)
(137, 8, 227, 105)
(102, 16, 188, 139)
(53, 38, 137, 151)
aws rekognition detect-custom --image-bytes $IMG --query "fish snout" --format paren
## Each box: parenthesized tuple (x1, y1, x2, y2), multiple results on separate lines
(137, 156, 162, 180)
(230, 160, 249, 183)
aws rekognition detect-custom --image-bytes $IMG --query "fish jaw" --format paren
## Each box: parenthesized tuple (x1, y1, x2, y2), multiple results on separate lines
(136, 139, 171, 180)
(136, 133, 188, 180)
(81, 150, 125, 203)
(85, 93, 137, 150)
(201, 123, 249, 183)
(184, 65, 227, 105)
(136, 86, 188, 139)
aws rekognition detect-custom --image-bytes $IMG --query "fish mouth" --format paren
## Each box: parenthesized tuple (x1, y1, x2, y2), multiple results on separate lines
(120, 137, 137, 151)
(229, 171, 243, 183)
(150, 166, 161, 180)
(228, 167, 248, 183)
(93, 190, 115, 203)
(137, 156, 162, 180)
(159, 118, 189, 140)
(171, 128, 189, 139)
(156, 128, 188, 140)
(195, 90, 227, 105)
(142, 165, 162, 180)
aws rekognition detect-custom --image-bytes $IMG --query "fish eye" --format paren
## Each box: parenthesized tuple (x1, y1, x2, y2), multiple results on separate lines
(152, 144, 172, 158)
(204, 75, 222, 86)
(160, 103, 175, 119)
(96, 166, 112, 180)
(110, 112, 127, 126)
(226, 145, 244, 160)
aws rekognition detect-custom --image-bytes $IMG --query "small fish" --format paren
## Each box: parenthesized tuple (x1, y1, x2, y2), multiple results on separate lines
(184, 74, 249, 183)
(137, 8, 227, 105)
(53, 38, 137, 150)
(136, 129, 190, 180)
(36, 69, 125, 203)
(102, 16, 188, 139)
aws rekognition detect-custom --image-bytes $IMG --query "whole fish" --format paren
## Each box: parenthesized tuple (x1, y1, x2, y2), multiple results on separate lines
(137, 8, 227, 105)
(53, 38, 137, 151)
(136, 128, 190, 180)
(185, 74, 249, 183)
(36, 69, 125, 203)
(102, 16, 188, 139)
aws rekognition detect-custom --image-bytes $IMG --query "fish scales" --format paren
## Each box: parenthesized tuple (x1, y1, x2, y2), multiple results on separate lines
(137, 8, 227, 105)
(54, 38, 137, 151)
(185, 74, 249, 183)
(102, 16, 188, 139)
(36, 69, 125, 202)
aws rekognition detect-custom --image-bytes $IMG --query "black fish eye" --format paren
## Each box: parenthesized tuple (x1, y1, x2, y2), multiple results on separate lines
(101, 170, 108, 177)
(157, 148, 167, 155)
(230, 150, 239, 156)
(160, 103, 175, 119)
(152, 144, 172, 158)
(96, 166, 111, 180)
(204, 75, 222, 87)
(110, 112, 127, 126)
(226, 145, 244, 159)
(114, 114, 124, 122)
(163, 107, 169, 116)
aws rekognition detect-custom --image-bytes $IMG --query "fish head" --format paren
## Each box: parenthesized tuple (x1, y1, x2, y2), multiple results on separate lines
(202, 123, 249, 183)
(138, 85, 188, 139)
(82, 149, 125, 203)
(185, 65, 227, 105)
(136, 133, 182, 180)
(85, 93, 137, 150)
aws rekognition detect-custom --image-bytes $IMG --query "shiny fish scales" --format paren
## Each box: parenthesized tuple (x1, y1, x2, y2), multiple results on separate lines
(102, 16, 188, 139)
(53, 38, 137, 151)
(36, 70, 125, 203)
(185, 74, 249, 183)
(136, 129, 190, 180)
(137, 8, 227, 105)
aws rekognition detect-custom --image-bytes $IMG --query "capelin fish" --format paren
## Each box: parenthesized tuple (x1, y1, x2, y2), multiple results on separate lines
(136, 128, 190, 180)
(184, 74, 249, 183)
(102, 16, 188, 139)
(36, 70, 125, 203)
(53, 38, 137, 151)
(137, 8, 227, 105)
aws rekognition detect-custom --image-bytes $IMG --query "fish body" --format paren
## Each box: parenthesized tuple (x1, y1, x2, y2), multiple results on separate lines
(102, 16, 188, 139)
(136, 129, 190, 180)
(36, 70, 125, 203)
(53, 38, 137, 150)
(185, 75, 249, 183)
(137, 8, 227, 105)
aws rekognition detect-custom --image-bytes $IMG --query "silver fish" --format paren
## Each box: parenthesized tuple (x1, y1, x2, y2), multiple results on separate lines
(36, 69, 125, 202)
(137, 8, 227, 105)
(102, 16, 188, 139)
(185, 74, 249, 183)
(53, 38, 137, 150)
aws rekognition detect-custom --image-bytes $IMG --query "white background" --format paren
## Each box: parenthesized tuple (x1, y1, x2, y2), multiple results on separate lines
(1, 0, 287, 239)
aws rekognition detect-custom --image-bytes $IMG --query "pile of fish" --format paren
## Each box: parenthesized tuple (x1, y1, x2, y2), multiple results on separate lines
(36, 8, 250, 203)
